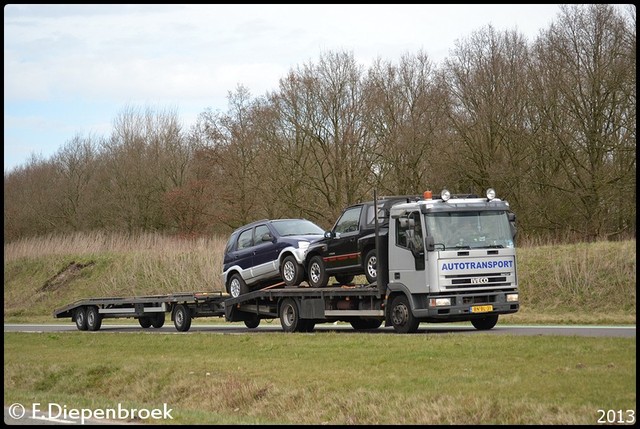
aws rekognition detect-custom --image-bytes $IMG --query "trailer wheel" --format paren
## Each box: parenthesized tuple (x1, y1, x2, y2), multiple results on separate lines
(471, 315, 499, 330)
(138, 317, 152, 328)
(244, 314, 260, 329)
(350, 318, 382, 330)
(151, 313, 165, 328)
(308, 255, 328, 288)
(228, 273, 249, 298)
(280, 255, 303, 286)
(364, 249, 377, 284)
(279, 298, 304, 333)
(86, 306, 102, 331)
(173, 304, 192, 332)
(390, 295, 419, 334)
(74, 307, 88, 331)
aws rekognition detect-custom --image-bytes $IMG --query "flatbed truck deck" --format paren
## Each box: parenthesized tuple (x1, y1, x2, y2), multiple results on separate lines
(53, 283, 385, 333)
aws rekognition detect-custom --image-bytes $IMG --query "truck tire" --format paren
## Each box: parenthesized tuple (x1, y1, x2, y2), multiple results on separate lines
(279, 298, 305, 333)
(364, 249, 377, 284)
(244, 314, 260, 329)
(308, 255, 329, 288)
(471, 315, 499, 330)
(138, 316, 152, 328)
(151, 312, 165, 328)
(350, 318, 382, 330)
(75, 307, 88, 331)
(335, 274, 355, 285)
(280, 255, 304, 286)
(86, 306, 102, 331)
(228, 273, 249, 298)
(173, 304, 192, 332)
(390, 295, 419, 334)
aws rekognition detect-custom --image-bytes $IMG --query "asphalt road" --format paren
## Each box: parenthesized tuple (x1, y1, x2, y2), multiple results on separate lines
(4, 322, 636, 337)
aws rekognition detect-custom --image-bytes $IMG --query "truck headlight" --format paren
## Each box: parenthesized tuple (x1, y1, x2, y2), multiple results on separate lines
(506, 293, 518, 302)
(429, 298, 451, 307)
(298, 241, 310, 250)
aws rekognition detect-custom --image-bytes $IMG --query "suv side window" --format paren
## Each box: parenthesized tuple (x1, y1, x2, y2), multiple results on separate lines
(254, 225, 270, 243)
(334, 206, 362, 234)
(237, 228, 253, 250)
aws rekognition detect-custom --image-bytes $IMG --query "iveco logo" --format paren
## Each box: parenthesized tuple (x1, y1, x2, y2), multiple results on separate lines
(471, 277, 489, 284)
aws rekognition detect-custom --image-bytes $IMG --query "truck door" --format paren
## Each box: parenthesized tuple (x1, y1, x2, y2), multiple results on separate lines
(390, 211, 428, 293)
(326, 205, 362, 270)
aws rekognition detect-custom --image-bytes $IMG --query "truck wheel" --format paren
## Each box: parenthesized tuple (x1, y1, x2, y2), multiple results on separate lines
(280, 255, 303, 286)
(86, 306, 102, 331)
(308, 256, 328, 288)
(151, 313, 165, 328)
(335, 274, 355, 285)
(390, 295, 419, 334)
(244, 314, 260, 329)
(75, 307, 88, 331)
(364, 249, 377, 284)
(138, 316, 152, 328)
(471, 315, 499, 330)
(350, 318, 382, 330)
(279, 298, 304, 333)
(173, 304, 192, 332)
(228, 273, 249, 298)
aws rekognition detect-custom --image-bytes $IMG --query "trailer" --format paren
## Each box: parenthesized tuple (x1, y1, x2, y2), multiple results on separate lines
(52, 283, 387, 333)
(54, 188, 520, 334)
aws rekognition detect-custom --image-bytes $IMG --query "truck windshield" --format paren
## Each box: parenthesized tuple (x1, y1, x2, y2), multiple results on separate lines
(425, 210, 514, 250)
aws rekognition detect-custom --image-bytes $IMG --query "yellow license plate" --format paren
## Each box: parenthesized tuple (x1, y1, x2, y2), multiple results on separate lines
(471, 305, 493, 313)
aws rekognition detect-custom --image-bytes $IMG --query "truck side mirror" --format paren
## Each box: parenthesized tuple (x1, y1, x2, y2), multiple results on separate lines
(508, 212, 517, 239)
(425, 235, 435, 252)
(324, 231, 333, 239)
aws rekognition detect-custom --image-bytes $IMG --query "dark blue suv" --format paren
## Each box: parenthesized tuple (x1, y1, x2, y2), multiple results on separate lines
(222, 219, 325, 297)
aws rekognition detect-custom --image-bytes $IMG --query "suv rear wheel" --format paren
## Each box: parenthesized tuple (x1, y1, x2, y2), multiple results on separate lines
(364, 249, 377, 284)
(308, 255, 329, 288)
(228, 273, 249, 298)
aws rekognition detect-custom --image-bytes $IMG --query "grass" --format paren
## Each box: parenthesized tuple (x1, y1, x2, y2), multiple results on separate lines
(4, 332, 636, 425)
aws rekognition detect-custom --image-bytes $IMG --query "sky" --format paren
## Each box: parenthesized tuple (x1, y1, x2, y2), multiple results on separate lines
(4, 4, 565, 173)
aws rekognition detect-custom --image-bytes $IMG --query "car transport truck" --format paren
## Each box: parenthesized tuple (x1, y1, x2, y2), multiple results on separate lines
(53, 188, 519, 334)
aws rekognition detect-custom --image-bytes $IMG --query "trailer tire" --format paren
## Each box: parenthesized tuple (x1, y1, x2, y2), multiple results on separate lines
(75, 307, 88, 331)
(86, 306, 102, 331)
(390, 295, 419, 334)
(350, 318, 382, 330)
(173, 304, 192, 332)
(280, 255, 303, 286)
(228, 273, 249, 298)
(308, 255, 329, 288)
(151, 313, 165, 328)
(138, 317, 152, 328)
(471, 314, 499, 330)
(364, 249, 377, 284)
(244, 315, 260, 329)
(279, 298, 304, 333)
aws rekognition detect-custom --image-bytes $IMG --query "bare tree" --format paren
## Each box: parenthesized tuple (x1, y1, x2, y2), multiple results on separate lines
(529, 4, 636, 239)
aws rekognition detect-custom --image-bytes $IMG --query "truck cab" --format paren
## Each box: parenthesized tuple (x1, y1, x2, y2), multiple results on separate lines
(384, 189, 519, 333)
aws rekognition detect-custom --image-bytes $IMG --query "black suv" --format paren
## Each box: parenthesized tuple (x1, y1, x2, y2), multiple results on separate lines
(222, 218, 325, 297)
(302, 195, 419, 288)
